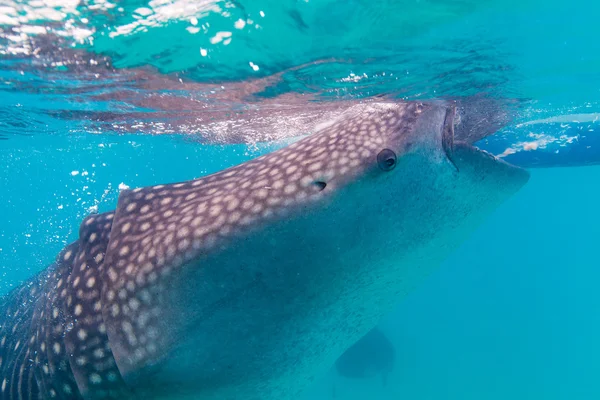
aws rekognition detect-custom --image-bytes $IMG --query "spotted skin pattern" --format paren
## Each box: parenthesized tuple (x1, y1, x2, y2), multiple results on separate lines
(62, 214, 131, 399)
(1, 244, 83, 400)
(34, 243, 83, 400)
(102, 102, 420, 377)
(0, 214, 129, 400)
(0, 101, 529, 400)
(0, 272, 44, 400)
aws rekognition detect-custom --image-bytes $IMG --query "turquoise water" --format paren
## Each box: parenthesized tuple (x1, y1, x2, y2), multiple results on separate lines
(305, 165, 600, 399)
(1, 0, 600, 398)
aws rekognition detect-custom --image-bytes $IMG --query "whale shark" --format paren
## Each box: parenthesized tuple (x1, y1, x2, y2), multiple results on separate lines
(0, 100, 528, 400)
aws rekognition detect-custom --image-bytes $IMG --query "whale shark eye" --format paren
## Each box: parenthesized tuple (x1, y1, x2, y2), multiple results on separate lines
(377, 149, 397, 171)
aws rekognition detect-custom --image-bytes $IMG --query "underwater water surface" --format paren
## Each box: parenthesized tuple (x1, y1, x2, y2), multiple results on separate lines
(1, 0, 600, 399)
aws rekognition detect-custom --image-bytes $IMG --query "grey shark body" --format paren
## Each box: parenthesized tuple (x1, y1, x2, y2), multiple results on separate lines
(0, 100, 528, 400)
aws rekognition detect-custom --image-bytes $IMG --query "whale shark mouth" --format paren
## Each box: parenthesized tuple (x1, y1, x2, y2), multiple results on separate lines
(444, 101, 513, 172)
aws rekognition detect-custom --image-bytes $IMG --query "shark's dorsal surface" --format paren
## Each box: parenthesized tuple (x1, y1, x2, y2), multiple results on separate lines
(0, 101, 528, 400)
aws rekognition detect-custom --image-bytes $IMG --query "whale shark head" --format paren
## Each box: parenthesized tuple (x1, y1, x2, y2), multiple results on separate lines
(61, 100, 530, 400)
